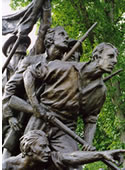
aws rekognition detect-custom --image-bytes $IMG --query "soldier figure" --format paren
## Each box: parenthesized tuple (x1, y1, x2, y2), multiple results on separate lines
(2, 130, 125, 170)
(2, 35, 31, 159)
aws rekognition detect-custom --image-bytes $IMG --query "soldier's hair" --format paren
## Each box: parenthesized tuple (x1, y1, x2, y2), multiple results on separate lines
(20, 130, 48, 157)
(44, 26, 66, 48)
(92, 42, 118, 60)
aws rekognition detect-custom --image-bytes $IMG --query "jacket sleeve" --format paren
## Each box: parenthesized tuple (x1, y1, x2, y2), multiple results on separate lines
(2, 57, 30, 119)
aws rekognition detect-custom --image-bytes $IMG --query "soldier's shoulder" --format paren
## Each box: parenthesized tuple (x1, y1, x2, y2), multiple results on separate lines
(22, 54, 46, 65)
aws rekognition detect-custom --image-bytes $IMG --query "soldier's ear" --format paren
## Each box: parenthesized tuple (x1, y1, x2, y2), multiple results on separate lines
(95, 54, 102, 60)
(93, 54, 98, 60)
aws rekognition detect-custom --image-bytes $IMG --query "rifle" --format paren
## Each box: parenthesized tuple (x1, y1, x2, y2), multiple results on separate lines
(8, 95, 120, 170)
(8, 95, 95, 151)
(104, 69, 123, 82)
(2, 36, 21, 73)
(62, 22, 97, 61)
(2, 35, 29, 73)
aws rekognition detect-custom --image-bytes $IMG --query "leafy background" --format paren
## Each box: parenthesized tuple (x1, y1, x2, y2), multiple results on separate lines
(8, 0, 125, 169)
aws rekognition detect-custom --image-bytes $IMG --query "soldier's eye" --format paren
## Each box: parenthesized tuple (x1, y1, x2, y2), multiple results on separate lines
(59, 32, 64, 36)
(109, 54, 114, 58)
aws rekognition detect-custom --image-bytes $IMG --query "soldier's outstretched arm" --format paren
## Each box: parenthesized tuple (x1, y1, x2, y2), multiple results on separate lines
(61, 149, 125, 167)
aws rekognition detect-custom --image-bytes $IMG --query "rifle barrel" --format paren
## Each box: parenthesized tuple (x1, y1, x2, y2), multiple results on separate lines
(2, 36, 21, 73)
(63, 22, 97, 61)
(104, 69, 123, 82)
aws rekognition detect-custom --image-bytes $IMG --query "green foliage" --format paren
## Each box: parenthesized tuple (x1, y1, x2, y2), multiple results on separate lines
(9, 0, 125, 169)
(83, 161, 107, 170)
(76, 116, 84, 150)
(10, 0, 31, 10)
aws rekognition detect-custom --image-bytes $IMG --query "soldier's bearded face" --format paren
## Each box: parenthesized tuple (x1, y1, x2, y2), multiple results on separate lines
(54, 29, 69, 50)
(98, 47, 117, 73)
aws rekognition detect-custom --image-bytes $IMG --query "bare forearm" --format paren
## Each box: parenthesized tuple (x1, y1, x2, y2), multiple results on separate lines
(84, 123, 96, 145)
(62, 151, 103, 165)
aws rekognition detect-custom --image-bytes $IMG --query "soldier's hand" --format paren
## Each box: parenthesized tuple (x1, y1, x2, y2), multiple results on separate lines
(32, 104, 51, 121)
(82, 143, 96, 151)
(8, 117, 22, 132)
(102, 149, 125, 165)
(32, 104, 45, 118)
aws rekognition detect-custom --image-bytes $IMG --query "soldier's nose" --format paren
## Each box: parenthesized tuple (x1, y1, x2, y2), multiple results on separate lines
(46, 146, 51, 153)
(65, 35, 69, 40)
(113, 57, 117, 64)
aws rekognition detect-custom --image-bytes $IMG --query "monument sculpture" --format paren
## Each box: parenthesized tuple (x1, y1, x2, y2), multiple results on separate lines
(2, 0, 125, 169)
(2, 130, 125, 170)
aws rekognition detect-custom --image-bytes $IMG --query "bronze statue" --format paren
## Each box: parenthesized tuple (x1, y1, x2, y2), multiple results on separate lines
(23, 42, 118, 146)
(2, 130, 125, 170)
(2, 26, 83, 164)
(3, 40, 123, 169)
(2, 0, 124, 169)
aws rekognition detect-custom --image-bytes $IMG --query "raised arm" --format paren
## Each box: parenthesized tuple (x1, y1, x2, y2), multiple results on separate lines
(17, 0, 46, 35)
(29, 0, 51, 55)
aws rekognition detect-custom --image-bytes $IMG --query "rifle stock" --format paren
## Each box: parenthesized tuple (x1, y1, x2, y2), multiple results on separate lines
(9, 95, 33, 114)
